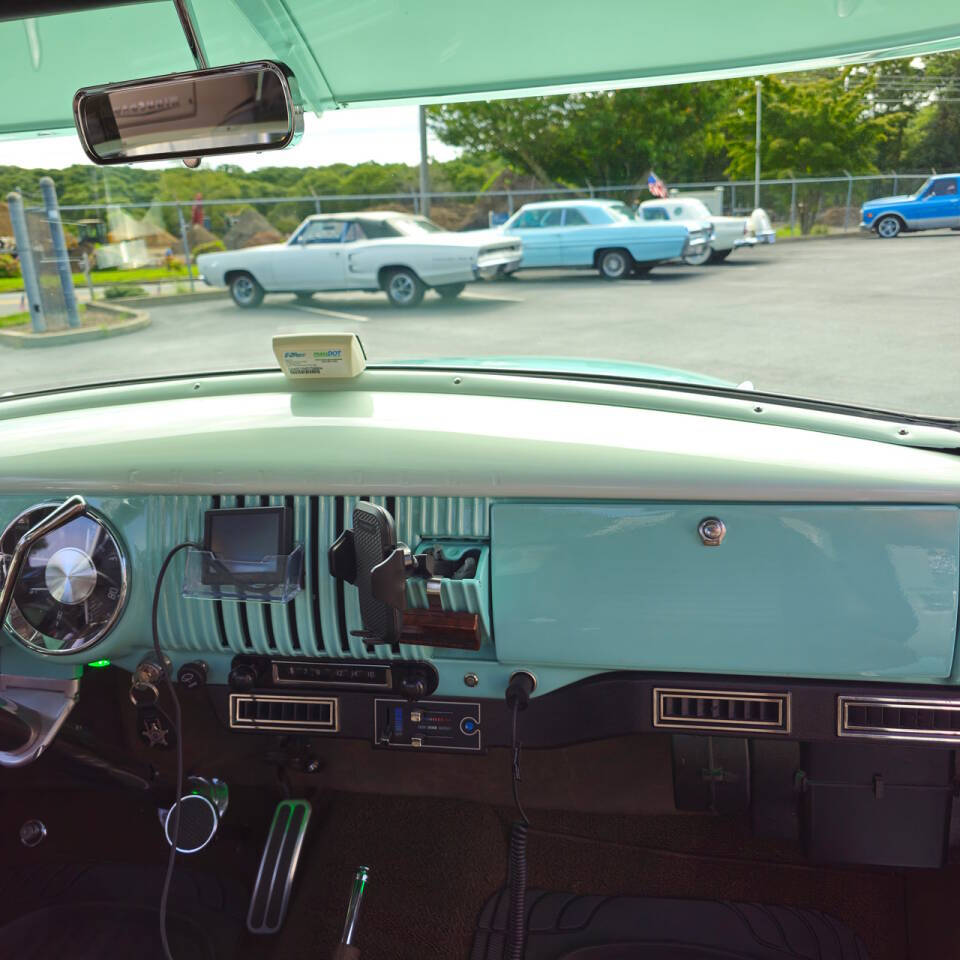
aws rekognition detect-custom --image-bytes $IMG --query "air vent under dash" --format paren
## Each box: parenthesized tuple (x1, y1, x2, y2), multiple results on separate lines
(653, 688, 790, 734)
(838, 695, 960, 744)
(229, 694, 338, 733)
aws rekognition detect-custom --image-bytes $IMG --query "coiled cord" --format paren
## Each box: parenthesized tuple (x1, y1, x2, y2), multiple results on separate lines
(153, 541, 200, 960)
(506, 819, 529, 960)
(505, 681, 534, 960)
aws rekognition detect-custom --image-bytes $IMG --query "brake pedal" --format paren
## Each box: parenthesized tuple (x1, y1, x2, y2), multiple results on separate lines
(247, 799, 312, 934)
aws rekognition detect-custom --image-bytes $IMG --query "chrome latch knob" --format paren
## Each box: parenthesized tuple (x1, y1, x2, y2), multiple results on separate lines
(698, 517, 726, 546)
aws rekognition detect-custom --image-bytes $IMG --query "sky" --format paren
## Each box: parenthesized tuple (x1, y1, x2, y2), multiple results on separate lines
(1, 107, 460, 170)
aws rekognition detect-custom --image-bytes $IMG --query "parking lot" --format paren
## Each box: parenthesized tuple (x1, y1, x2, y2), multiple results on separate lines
(3, 231, 959, 418)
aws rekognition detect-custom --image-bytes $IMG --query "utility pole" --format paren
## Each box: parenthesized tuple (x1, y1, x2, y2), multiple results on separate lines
(418, 105, 430, 218)
(754, 80, 762, 210)
(40, 177, 80, 328)
(6, 191, 45, 333)
(176, 204, 196, 293)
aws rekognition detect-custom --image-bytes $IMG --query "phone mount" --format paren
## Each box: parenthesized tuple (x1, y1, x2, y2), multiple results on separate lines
(328, 503, 459, 645)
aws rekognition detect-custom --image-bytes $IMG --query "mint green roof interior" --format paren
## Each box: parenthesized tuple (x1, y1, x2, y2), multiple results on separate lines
(4, 0, 960, 136)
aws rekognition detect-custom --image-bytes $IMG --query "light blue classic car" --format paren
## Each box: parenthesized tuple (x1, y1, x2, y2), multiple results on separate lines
(500, 199, 710, 278)
(861, 173, 960, 237)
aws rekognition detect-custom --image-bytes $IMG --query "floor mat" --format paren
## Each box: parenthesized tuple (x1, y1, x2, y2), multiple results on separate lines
(255, 794, 909, 960)
(472, 888, 870, 959)
(0, 862, 248, 960)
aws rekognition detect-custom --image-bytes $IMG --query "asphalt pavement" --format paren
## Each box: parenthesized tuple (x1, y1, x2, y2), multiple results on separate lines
(3, 232, 959, 418)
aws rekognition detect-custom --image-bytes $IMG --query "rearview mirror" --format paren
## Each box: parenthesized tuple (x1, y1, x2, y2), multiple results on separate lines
(73, 61, 302, 166)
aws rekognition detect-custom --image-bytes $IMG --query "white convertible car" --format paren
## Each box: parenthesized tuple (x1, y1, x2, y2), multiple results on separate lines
(196, 211, 523, 307)
(639, 197, 775, 266)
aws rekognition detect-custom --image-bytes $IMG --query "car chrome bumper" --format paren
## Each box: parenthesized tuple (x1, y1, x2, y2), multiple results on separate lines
(473, 247, 523, 279)
(859, 221, 875, 232)
(736, 231, 776, 247)
(683, 233, 709, 256)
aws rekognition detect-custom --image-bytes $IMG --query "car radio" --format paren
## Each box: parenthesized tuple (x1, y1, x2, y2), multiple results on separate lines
(227, 654, 439, 700)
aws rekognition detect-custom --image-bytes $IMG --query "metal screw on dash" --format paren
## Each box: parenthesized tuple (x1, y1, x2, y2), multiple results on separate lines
(698, 517, 726, 546)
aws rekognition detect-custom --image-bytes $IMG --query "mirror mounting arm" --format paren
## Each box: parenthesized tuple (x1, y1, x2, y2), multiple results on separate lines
(174, 0, 209, 70)
(174, 0, 207, 167)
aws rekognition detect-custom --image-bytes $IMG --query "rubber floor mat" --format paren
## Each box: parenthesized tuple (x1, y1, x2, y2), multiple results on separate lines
(472, 888, 870, 960)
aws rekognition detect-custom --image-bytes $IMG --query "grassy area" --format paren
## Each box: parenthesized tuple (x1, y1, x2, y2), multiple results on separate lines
(775, 224, 833, 239)
(0, 266, 190, 293)
(0, 304, 87, 328)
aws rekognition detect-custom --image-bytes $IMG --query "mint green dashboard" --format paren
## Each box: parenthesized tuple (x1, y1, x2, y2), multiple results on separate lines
(2, 368, 960, 697)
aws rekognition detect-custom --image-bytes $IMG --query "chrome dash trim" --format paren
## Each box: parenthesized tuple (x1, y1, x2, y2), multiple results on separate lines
(270, 661, 392, 690)
(837, 694, 960, 744)
(652, 687, 791, 735)
(229, 693, 339, 733)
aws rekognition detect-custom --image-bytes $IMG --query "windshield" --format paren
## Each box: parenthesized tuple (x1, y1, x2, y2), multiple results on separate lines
(605, 202, 636, 221)
(386, 216, 445, 236)
(1, 8, 959, 423)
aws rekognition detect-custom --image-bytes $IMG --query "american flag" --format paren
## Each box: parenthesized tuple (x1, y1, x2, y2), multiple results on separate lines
(647, 171, 668, 198)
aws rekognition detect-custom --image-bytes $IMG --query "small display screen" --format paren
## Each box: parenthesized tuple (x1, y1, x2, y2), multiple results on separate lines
(202, 507, 292, 585)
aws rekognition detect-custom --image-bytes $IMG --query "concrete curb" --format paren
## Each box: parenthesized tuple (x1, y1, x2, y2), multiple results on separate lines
(111, 290, 229, 307)
(0, 304, 150, 349)
(775, 231, 869, 243)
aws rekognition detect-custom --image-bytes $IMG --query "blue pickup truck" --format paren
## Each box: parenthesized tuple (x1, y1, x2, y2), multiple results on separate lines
(861, 173, 960, 237)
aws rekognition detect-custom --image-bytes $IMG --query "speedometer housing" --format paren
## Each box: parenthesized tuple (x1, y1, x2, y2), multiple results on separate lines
(0, 503, 128, 656)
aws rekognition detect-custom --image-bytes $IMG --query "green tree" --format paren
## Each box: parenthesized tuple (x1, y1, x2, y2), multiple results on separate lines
(427, 83, 738, 189)
(723, 72, 887, 232)
(901, 53, 960, 172)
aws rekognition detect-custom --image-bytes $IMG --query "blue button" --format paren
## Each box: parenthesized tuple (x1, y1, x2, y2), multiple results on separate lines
(460, 717, 479, 735)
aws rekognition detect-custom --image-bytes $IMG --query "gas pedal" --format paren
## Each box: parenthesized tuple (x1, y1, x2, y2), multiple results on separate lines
(247, 799, 312, 934)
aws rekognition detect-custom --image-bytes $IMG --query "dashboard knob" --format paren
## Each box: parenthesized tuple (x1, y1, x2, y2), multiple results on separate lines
(399, 675, 427, 700)
(177, 661, 208, 690)
(228, 664, 257, 692)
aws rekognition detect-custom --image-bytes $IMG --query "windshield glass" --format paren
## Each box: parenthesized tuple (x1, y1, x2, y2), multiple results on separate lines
(1, 11, 959, 423)
(606, 202, 636, 221)
(386, 216, 445, 236)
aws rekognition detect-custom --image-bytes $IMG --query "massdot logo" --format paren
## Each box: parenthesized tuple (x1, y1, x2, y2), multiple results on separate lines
(313, 350, 342, 358)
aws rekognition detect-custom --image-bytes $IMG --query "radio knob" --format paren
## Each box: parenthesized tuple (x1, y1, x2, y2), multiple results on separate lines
(399, 675, 427, 700)
(177, 661, 208, 689)
(228, 664, 257, 692)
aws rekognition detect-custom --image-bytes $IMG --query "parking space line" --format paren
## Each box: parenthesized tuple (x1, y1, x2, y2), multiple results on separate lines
(293, 304, 369, 323)
(462, 292, 525, 303)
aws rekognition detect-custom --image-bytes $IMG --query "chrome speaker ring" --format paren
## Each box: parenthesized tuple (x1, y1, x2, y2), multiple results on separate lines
(0, 501, 129, 656)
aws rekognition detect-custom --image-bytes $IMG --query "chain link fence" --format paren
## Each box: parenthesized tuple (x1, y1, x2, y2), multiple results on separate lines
(4, 172, 934, 296)
(23, 207, 69, 328)
(45, 171, 933, 234)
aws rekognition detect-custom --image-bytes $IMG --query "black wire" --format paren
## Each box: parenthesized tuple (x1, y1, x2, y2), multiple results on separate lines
(511, 700, 529, 827)
(152, 541, 200, 960)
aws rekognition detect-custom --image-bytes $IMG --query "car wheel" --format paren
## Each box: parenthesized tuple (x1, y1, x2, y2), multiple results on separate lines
(229, 273, 264, 308)
(683, 244, 713, 267)
(597, 249, 632, 280)
(876, 215, 902, 239)
(384, 268, 425, 307)
(709, 249, 732, 264)
(436, 283, 466, 300)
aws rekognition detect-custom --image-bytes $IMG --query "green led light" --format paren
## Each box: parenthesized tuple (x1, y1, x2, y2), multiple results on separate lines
(86, 659, 111, 668)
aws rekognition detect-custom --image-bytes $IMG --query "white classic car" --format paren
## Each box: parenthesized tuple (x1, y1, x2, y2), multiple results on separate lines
(196, 212, 523, 307)
(639, 197, 775, 265)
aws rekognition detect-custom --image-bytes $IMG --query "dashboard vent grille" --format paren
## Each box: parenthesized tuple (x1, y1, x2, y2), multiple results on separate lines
(838, 696, 960, 744)
(653, 687, 790, 734)
(229, 694, 338, 733)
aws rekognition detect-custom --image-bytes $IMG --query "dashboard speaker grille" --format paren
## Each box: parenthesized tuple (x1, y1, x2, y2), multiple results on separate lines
(838, 696, 960, 744)
(229, 694, 338, 733)
(653, 687, 790, 734)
